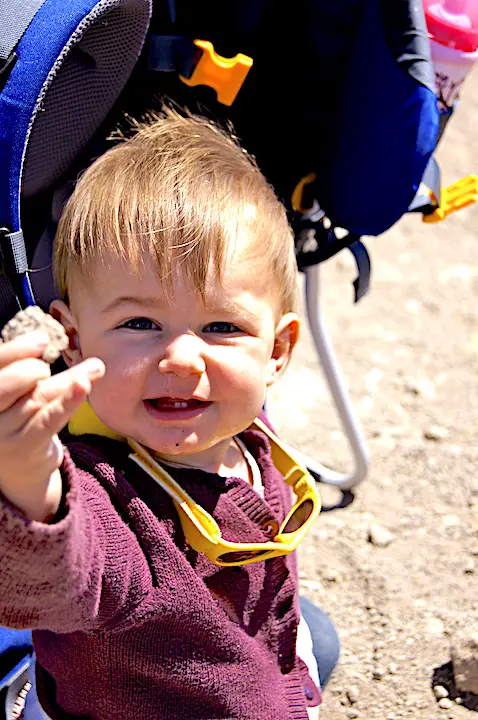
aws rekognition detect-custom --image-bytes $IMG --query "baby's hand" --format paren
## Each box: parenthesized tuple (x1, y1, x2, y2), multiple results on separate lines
(0, 331, 104, 521)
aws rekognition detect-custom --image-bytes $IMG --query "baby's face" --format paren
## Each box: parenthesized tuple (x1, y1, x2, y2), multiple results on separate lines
(60, 251, 297, 469)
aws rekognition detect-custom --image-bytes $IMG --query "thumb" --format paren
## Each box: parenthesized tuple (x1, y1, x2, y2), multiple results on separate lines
(35, 358, 105, 404)
(34, 359, 105, 436)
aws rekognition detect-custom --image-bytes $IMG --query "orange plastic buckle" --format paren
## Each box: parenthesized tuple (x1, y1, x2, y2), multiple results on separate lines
(422, 175, 478, 224)
(179, 40, 253, 106)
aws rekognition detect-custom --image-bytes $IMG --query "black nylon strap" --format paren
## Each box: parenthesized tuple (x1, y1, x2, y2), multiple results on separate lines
(0, 227, 28, 321)
(349, 239, 371, 302)
(0, 274, 20, 327)
(147, 34, 197, 77)
(0, 0, 48, 62)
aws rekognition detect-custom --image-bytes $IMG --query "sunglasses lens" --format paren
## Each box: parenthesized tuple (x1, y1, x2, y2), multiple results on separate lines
(218, 549, 271, 564)
(282, 499, 314, 534)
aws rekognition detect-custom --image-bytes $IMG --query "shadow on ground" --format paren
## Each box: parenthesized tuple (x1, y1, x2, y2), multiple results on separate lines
(432, 662, 478, 712)
(319, 488, 355, 513)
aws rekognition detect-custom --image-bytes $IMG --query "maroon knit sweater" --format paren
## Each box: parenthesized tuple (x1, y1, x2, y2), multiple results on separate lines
(0, 428, 319, 719)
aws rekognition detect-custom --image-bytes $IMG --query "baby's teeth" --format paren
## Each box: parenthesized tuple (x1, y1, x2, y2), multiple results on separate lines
(173, 401, 188, 409)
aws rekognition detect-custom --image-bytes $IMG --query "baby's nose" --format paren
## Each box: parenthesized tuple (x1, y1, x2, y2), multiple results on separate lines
(158, 334, 206, 378)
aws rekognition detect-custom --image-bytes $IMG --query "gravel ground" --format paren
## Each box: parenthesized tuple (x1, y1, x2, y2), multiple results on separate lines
(268, 69, 478, 720)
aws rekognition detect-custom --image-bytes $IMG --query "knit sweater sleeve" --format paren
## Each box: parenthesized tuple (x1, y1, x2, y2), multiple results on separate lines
(0, 447, 153, 634)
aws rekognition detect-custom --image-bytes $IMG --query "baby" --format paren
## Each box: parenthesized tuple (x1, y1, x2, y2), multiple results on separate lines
(0, 110, 328, 719)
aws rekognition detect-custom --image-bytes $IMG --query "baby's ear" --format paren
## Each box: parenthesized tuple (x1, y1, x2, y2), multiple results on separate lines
(267, 313, 300, 386)
(49, 299, 83, 367)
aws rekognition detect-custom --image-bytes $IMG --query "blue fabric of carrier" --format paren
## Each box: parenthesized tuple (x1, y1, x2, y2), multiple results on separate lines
(170, 0, 439, 239)
(318, 0, 440, 236)
(0, 0, 152, 232)
(0, 0, 152, 319)
(0, 628, 32, 692)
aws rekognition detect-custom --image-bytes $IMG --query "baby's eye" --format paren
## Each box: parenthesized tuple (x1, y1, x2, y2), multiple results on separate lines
(203, 321, 242, 334)
(120, 318, 160, 331)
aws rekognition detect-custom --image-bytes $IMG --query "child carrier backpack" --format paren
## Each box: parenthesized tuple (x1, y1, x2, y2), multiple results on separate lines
(0, 0, 441, 331)
(0, 3, 465, 715)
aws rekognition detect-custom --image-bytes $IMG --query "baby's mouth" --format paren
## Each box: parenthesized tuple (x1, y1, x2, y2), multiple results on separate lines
(146, 397, 210, 412)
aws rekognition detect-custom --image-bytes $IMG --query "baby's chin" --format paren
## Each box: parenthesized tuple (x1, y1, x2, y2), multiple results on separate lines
(147, 432, 238, 474)
(143, 430, 207, 458)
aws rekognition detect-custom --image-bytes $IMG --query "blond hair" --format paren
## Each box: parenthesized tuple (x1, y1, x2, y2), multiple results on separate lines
(54, 109, 298, 314)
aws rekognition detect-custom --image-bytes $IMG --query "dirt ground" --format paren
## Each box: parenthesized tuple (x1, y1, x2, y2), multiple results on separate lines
(267, 69, 478, 720)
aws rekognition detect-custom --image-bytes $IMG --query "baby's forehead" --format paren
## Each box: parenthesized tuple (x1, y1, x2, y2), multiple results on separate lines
(69, 248, 276, 307)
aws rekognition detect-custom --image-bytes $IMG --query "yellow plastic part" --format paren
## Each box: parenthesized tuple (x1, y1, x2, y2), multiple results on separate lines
(291, 172, 317, 213)
(69, 401, 322, 567)
(179, 39, 253, 106)
(69, 400, 123, 440)
(423, 175, 478, 224)
(69, 404, 314, 487)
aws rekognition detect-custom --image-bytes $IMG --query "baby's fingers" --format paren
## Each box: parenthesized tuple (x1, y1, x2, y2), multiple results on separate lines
(33, 359, 105, 436)
(0, 331, 49, 368)
(0, 357, 51, 412)
(35, 358, 105, 405)
(0, 331, 51, 411)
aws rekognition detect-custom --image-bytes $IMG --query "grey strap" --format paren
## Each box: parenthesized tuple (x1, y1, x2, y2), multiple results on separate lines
(0, 0, 48, 62)
(6, 230, 28, 273)
(381, 0, 436, 94)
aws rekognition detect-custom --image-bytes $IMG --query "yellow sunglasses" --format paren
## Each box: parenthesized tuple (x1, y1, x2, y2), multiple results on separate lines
(128, 418, 321, 567)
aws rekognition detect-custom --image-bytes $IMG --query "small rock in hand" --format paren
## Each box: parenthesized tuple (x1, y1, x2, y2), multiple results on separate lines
(1, 306, 68, 364)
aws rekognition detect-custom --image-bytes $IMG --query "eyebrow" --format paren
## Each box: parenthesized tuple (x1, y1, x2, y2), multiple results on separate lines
(101, 294, 260, 324)
(204, 301, 257, 323)
(101, 296, 161, 314)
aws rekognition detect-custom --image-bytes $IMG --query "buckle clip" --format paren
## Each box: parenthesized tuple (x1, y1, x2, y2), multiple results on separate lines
(180, 40, 252, 106)
(422, 175, 478, 224)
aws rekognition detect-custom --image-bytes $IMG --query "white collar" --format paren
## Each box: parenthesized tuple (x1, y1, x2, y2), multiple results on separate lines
(156, 436, 264, 498)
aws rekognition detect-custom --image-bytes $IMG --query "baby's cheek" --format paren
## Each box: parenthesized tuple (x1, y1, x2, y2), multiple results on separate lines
(94, 351, 150, 392)
(220, 362, 262, 395)
(88, 365, 132, 411)
(88, 379, 116, 416)
(87, 379, 136, 437)
(230, 366, 268, 409)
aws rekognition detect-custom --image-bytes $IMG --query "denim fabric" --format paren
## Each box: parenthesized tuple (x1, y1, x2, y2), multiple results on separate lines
(299, 597, 340, 689)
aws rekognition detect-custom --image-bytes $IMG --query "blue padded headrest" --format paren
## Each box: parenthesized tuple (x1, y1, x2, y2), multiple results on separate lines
(0, 0, 152, 235)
